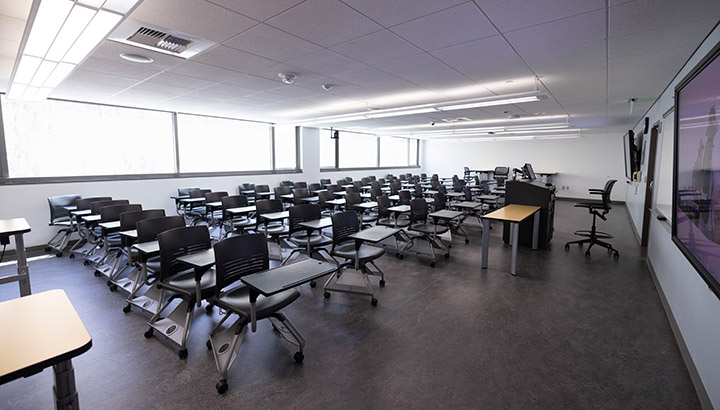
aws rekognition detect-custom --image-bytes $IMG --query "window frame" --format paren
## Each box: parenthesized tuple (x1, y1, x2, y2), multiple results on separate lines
(0, 95, 302, 185)
(319, 127, 421, 172)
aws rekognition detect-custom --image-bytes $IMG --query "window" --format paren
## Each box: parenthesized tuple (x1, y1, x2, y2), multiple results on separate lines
(177, 114, 272, 173)
(320, 130, 336, 168)
(1, 96, 175, 178)
(274, 125, 297, 170)
(338, 131, 377, 168)
(654, 113, 675, 218)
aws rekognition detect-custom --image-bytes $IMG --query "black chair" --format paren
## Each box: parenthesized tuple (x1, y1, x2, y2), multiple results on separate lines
(317, 191, 336, 215)
(320, 178, 332, 187)
(346, 192, 377, 226)
(308, 183, 323, 193)
(280, 180, 294, 188)
(220, 195, 255, 237)
(208, 234, 305, 394)
(274, 186, 293, 207)
(238, 183, 255, 203)
(146, 225, 216, 359)
(398, 190, 412, 206)
(336, 178, 348, 186)
(377, 195, 410, 229)
(282, 204, 333, 264)
(255, 199, 289, 242)
(84, 200, 130, 265)
(68, 197, 111, 258)
(399, 198, 450, 267)
(294, 181, 307, 189)
(565, 180, 619, 258)
(182, 189, 211, 222)
(494, 166, 509, 188)
(292, 188, 310, 205)
(110, 209, 166, 293)
(323, 211, 385, 306)
(94, 203, 142, 279)
(46, 194, 82, 257)
(178, 187, 200, 196)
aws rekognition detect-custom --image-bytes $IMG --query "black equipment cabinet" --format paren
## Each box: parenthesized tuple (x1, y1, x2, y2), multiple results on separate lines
(502, 180, 556, 249)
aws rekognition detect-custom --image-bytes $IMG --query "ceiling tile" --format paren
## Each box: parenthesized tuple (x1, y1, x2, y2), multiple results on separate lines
(294, 76, 360, 93)
(192, 45, 276, 73)
(0, 0, 32, 20)
(340, 0, 467, 27)
(476, 0, 605, 33)
(223, 74, 287, 91)
(65, 69, 143, 88)
(609, 0, 720, 38)
(202, 83, 258, 97)
(376, 53, 472, 89)
(609, 17, 719, 59)
(130, 0, 259, 43)
(458, 56, 535, 84)
(148, 71, 220, 89)
(167, 60, 243, 82)
(505, 9, 606, 55)
(266, 0, 382, 47)
(522, 40, 606, 76)
(206, 0, 304, 21)
(430, 35, 517, 73)
(224, 24, 322, 62)
(0, 15, 26, 42)
(289, 49, 367, 76)
(331, 30, 423, 65)
(91, 40, 185, 71)
(391, 3, 498, 51)
(79, 56, 161, 80)
(0, 37, 19, 59)
(332, 67, 404, 87)
(128, 80, 197, 96)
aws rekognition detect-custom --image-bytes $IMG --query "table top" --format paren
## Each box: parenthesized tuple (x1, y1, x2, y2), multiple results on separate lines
(98, 221, 121, 231)
(256, 192, 273, 197)
(0, 218, 31, 235)
(81, 214, 101, 223)
(241, 259, 336, 296)
(388, 205, 410, 213)
(132, 240, 160, 256)
(349, 225, 401, 243)
(260, 211, 290, 221)
(206, 201, 222, 208)
(227, 205, 256, 215)
(240, 190, 255, 195)
(179, 197, 206, 203)
(429, 210, 464, 220)
(63, 205, 78, 211)
(280, 194, 294, 199)
(446, 192, 464, 197)
(388, 195, 400, 201)
(119, 229, 137, 239)
(333, 191, 347, 197)
(176, 248, 215, 269)
(353, 201, 378, 210)
(455, 201, 483, 210)
(477, 194, 500, 201)
(70, 209, 92, 217)
(326, 199, 346, 205)
(0, 290, 92, 385)
(483, 204, 541, 222)
(298, 218, 333, 230)
(300, 196, 320, 202)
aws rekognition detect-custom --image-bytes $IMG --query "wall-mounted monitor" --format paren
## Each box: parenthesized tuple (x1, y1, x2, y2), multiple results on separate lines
(624, 130, 639, 179)
(673, 39, 720, 299)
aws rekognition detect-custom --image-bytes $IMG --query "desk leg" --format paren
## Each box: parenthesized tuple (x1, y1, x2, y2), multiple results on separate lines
(510, 223, 519, 276)
(532, 211, 540, 250)
(354, 239, 361, 271)
(14, 233, 31, 296)
(249, 290, 258, 332)
(53, 359, 79, 410)
(481, 218, 489, 269)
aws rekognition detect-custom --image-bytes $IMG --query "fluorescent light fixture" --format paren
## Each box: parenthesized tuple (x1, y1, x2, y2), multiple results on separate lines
(13, 55, 42, 84)
(533, 134, 583, 140)
(494, 136, 535, 141)
(44, 62, 77, 88)
(64, 9, 122, 64)
(505, 123, 572, 131)
(45, 5, 96, 62)
(441, 96, 541, 111)
(23, 0, 74, 58)
(29, 60, 58, 87)
(79, 0, 107, 7)
(366, 107, 438, 119)
(102, 0, 142, 14)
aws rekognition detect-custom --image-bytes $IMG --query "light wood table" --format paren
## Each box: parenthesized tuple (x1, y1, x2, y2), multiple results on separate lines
(481, 204, 541, 275)
(0, 218, 32, 296)
(0, 289, 92, 409)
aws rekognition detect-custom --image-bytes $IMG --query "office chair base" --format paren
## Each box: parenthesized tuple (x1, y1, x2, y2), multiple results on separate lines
(323, 262, 380, 306)
(564, 238, 619, 259)
(147, 298, 194, 356)
(46, 228, 73, 256)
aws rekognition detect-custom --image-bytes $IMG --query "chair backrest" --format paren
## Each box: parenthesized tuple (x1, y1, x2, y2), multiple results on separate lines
(370, 181, 381, 189)
(433, 193, 447, 211)
(421, 173, 427, 178)
(48, 194, 82, 224)
(410, 198, 428, 224)
(336, 178, 348, 186)
(318, 191, 334, 207)
(320, 178, 331, 186)
(120, 209, 166, 231)
(370, 187, 382, 201)
(327, 184, 341, 193)
(474, 175, 481, 186)
(293, 188, 310, 204)
(205, 191, 228, 203)
(345, 176, 353, 182)
(399, 175, 406, 181)
(255, 184, 270, 193)
(353, 181, 363, 189)
(91, 199, 129, 215)
(494, 167, 509, 187)
(178, 187, 200, 196)
(346, 186, 360, 194)
(369, 175, 377, 181)
(601, 180, 617, 210)
(378, 178, 386, 184)
(274, 186, 291, 197)
(377, 195, 391, 218)
(308, 183, 322, 192)
(256, 199, 283, 215)
(281, 180, 294, 188)
(480, 180, 491, 194)
(288, 204, 321, 234)
(189, 189, 211, 198)
(213, 233, 268, 294)
(398, 190, 412, 206)
(390, 182, 401, 195)
(100, 204, 142, 223)
(453, 180, 466, 193)
(221, 195, 249, 220)
(361, 177, 370, 185)
(438, 185, 448, 195)
(463, 186, 473, 201)
(136, 215, 185, 243)
(76, 197, 112, 211)
(157, 226, 211, 281)
(345, 192, 362, 208)
(331, 211, 360, 249)
(414, 183, 423, 198)
(238, 183, 254, 192)
(294, 181, 307, 189)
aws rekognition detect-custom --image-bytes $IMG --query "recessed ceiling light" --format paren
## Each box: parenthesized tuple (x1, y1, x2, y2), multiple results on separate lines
(322, 84, 332, 91)
(119, 53, 153, 63)
(279, 72, 296, 84)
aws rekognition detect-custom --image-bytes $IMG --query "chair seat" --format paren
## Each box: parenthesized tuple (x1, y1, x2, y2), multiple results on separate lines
(360, 214, 377, 223)
(145, 257, 161, 273)
(574, 200, 606, 209)
(162, 270, 217, 298)
(259, 224, 289, 236)
(410, 223, 449, 235)
(217, 286, 300, 320)
(230, 217, 256, 227)
(50, 219, 72, 227)
(377, 218, 410, 228)
(289, 233, 332, 248)
(332, 244, 385, 262)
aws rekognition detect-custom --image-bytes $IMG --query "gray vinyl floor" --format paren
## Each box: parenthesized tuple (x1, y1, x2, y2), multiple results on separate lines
(0, 200, 700, 409)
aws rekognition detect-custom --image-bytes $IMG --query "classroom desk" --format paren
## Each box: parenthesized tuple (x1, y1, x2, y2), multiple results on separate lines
(0, 218, 32, 296)
(126, 240, 161, 314)
(429, 209, 467, 244)
(300, 196, 320, 203)
(481, 204, 541, 275)
(387, 204, 410, 227)
(242, 259, 336, 331)
(226, 205, 256, 218)
(326, 198, 346, 210)
(176, 248, 216, 307)
(454, 201, 483, 211)
(298, 218, 333, 254)
(0, 289, 92, 410)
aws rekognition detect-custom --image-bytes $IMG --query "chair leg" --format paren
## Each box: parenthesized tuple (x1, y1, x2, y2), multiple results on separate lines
(209, 316, 248, 380)
(268, 312, 305, 354)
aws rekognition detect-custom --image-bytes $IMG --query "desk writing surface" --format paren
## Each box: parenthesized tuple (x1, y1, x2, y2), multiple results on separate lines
(0, 218, 31, 235)
(483, 205, 540, 222)
(241, 259, 336, 296)
(205, 201, 222, 208)
(0, 290, 92, 385)
(388, 195, 400, 201)
(260, 211, 289, 221)
(63, 206, 78, 211)
(133, 241, 159, 255)
(353, 201, 378, 209)
(177, 248, 215, 268)
(170, 195, 189, 200)
(455, 201, 483, 209)
(349, 226, 400, 243)
(227, 205, 256, 215)
(300, 196, 320, 202)
(299, 218, 332, 230)
(429, 210, 464, 220)
(387, 205, 410, 213)
(327, 199, 346, 205)
(99, 221, 121, 230)
(179, 198, 205, 203)
(120, 229, 137, 239)
(71, 209, 92, 217)
(82, 215, 101, 223)
(280, 194, 294, 200)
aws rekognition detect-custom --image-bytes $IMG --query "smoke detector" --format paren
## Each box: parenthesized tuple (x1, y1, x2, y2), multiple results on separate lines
(279, 73, 296, 85)
(322, 84, 333, 91)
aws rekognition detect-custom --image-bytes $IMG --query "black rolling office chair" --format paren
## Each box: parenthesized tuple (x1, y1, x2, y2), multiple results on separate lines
(494, 166, 510, 188)
(145, 225, 216, 359)
(46, 194, 82, 257)
(565, 180, 619, 259)
(317, 191, 336, 215)
(220, 195, 255, 237)
(208, 234, 305, 394)
(110, 209, 166, 293)
(398, 198, 450, 267)
(293, 188, 311, 205)
(282, 204, 333, 264)
(255, 199, 289, 243)
(274, 186, 293, 208)
(320, 178, 332, 187)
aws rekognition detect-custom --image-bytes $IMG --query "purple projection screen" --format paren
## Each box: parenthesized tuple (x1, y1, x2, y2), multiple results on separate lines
(673, 41, 720, 298)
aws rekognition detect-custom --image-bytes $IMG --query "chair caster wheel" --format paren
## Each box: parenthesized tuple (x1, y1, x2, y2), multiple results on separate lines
(45, 247, 51, 252)
(205, 304, 213, 313)
(83, 260, 90, 266)
(109, 284, 118, 292)
(69, 254, 75, 259)
(430, 262, 435, 268)
(93, 271, 101, 277)
(578, 243, 583, 248)
(398, 254, 404, 260)
(448, 244, 453, 249)
(178, 349, 188, 360)
(144, 328, 154, 338)
(122, 304, 131, 313)
(444, 253, 450, 258)
(613, 252, 619, 259)
(371, 298, 378, 306)
(585, 251, 591, 258)
(323, 292, 331, 299)
(379, 279, 385, 287)
(56, 252, 63, 257)
(565, 244, 570, 251)
(310, 280, 316, 288)
(206, 340, 212, 350)
(294, 351, 304, 363)
(216, 380, 228, 394)
(465, 239, 469, 244)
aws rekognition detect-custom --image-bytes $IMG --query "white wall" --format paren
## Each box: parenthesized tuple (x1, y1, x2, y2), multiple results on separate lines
(422, 133, 626, 201)
(0, 127, 421, 250)
(625, 23, 720, 408)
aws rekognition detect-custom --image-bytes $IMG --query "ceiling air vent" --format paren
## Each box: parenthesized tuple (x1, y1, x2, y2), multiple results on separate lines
(109, 19, 217, 59)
